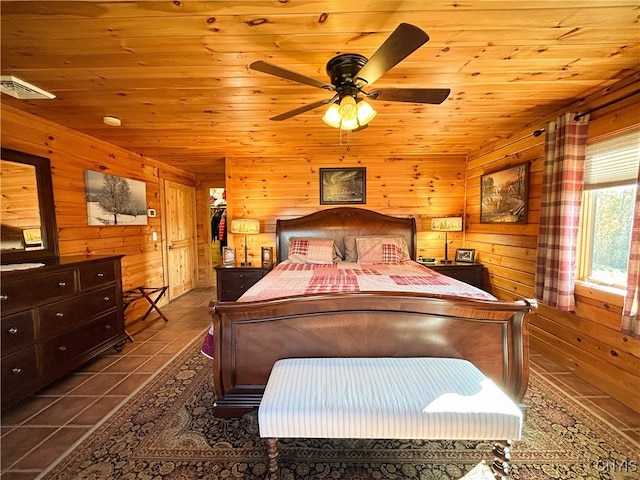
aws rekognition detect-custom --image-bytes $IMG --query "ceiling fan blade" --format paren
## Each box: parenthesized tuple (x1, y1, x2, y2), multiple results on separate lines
(270, 97, 336, 121)
(356, 23, 429, 86)
(250, 61, 333, 90)
(368, 88, 451, 104)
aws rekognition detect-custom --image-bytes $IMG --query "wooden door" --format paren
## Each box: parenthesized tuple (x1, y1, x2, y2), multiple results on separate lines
(164, 180, 196, 300)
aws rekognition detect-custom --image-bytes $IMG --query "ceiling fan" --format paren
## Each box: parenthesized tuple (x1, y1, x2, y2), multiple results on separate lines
(249, 23, 450, 130)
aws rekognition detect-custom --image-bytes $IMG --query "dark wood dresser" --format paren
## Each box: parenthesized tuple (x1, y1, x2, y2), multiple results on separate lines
(1, 255, 127, 409)
(215, 265, 271, 301)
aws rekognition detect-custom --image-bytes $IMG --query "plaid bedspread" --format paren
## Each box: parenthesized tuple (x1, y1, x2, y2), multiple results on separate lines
(239, 261, 495, 302)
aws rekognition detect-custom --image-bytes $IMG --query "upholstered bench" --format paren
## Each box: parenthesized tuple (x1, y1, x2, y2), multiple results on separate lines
(258, 357, 524, 480)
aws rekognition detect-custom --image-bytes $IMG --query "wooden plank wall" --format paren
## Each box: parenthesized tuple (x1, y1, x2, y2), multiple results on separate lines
(466, 72, 640, 413)
(224, 152, 468, 264)
(0, 105, 196, 323)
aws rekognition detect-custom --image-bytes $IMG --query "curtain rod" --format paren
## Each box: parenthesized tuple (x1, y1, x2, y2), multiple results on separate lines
(532, 88, 640, 138)
(490, 88, 638, 151)
(574, 88, 640, 121)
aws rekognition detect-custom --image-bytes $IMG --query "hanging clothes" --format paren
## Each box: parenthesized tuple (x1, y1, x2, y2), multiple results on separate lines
(218, 210, 227, 252)
(211, 208, 224, 241)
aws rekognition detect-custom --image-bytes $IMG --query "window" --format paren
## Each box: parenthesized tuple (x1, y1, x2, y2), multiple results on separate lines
(577, 129, 640, 289)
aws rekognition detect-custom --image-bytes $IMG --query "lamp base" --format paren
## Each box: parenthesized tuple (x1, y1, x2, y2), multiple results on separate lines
(440, 259, 453, 264)
(240, 262, 251, 267)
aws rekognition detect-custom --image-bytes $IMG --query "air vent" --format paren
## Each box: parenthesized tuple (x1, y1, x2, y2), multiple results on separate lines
(0, 75, 55, 99)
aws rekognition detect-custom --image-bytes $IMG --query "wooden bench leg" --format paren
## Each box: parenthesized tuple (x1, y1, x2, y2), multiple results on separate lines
(492, 439, 513, 480)
(264, 437, 279, 480)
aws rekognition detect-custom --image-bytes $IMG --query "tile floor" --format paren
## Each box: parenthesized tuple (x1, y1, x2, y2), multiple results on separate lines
(1, 287, 639, 479)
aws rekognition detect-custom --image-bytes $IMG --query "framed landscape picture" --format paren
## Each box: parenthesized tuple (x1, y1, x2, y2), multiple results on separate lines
(320, 167, 366, 205)
(480, 163, 529, 224)
(85, 170, 147, 226)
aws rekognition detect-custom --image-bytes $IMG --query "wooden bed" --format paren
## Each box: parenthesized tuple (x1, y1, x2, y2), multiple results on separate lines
(209, 207, 536, 418)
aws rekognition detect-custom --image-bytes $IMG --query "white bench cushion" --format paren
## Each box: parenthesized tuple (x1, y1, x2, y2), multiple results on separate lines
(258, 357, 522, 440)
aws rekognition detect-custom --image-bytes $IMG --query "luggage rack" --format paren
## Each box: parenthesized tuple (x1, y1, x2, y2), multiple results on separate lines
(122, 286, 169, 341)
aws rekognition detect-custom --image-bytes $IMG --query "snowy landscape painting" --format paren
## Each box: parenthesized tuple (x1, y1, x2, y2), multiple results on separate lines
(85, 170, 147, 225)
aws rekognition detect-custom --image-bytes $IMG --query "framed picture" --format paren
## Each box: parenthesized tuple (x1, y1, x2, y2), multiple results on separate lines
(85, 170, 148, 225)
(455, 248, 476, 263)
(261, 246, 273, 267)
(480, 163, 529, 224)
(222, 247, 236, 267)
(320, 167, 366, 205)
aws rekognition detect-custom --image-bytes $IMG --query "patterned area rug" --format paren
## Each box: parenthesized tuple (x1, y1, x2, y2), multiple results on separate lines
(39, 340, 639, 480)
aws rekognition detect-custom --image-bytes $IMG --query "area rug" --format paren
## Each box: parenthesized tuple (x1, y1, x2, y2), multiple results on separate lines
(39, 339, 639, 480)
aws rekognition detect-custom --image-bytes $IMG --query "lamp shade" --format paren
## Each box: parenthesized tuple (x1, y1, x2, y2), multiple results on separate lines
(431, 217, 463, 232)
(230, 219, 260, 235)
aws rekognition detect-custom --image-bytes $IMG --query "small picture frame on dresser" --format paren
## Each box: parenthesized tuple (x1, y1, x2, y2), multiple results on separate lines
(455, 248, 475, 263)
(261, 246, 273, 267)
(222, 247, 236, 267)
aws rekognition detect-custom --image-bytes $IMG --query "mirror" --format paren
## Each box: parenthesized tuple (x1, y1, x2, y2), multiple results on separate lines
(1, 148, 59, 264)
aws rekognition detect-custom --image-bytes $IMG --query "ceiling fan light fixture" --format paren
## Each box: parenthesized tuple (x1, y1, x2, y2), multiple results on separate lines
(323, 96, 377, 130)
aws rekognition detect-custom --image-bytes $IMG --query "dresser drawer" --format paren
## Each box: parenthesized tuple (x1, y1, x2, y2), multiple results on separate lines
(42, 311, 122, 374)
(2, 345, 40, 398)
(0, 270, 77, 313)
(79, 260, 117, 290)
(39, 286, 118, 337)
(1, 310, 36, 354)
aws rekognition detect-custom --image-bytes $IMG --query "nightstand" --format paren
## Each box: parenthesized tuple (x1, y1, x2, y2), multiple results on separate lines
(215, 265, 271, 301)
(429, 262, 483, 289)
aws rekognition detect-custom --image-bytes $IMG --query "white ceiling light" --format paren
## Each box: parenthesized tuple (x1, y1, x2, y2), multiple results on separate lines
(0, 75, 55, 99)
(103, 116, 122, 127)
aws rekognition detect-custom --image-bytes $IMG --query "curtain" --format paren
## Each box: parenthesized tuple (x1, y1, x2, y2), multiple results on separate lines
(535, 112, 590, 311)
(621, 166, 640, 337)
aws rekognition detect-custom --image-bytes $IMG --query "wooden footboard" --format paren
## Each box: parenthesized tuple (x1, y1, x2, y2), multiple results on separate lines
(209, 292, 536, 418)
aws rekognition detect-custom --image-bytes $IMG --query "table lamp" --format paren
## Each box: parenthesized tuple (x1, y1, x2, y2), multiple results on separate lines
(431, 217, 463, 264)
(230, 218, 260, 266)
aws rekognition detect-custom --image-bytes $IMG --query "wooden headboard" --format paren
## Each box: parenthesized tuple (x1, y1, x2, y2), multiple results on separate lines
(276, 207, 417, 262)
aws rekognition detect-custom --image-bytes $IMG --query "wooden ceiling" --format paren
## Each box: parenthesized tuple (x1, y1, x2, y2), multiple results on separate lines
(1, 1, 639, 176)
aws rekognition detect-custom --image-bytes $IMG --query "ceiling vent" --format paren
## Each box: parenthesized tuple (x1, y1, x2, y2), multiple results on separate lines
(0, 75, 55, 99)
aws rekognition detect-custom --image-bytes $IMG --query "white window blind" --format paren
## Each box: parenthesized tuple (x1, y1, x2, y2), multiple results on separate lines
(584, 128, 640, 190)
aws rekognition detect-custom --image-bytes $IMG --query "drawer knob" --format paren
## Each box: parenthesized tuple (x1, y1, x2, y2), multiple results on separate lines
(58, 282, 66, 287)
(7, 327, 18, 334)
(240, 284, 245, 290)
(58, 346, 67, 352)
(12, 367, 22, 374)
(97, 272, 105, 277)
(103, 296, 110, 301)
(55, 312, 64, 318)
(0, 294, 7, 301)
(104, 324, 112, 330)
(239, 273, 245, 278)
